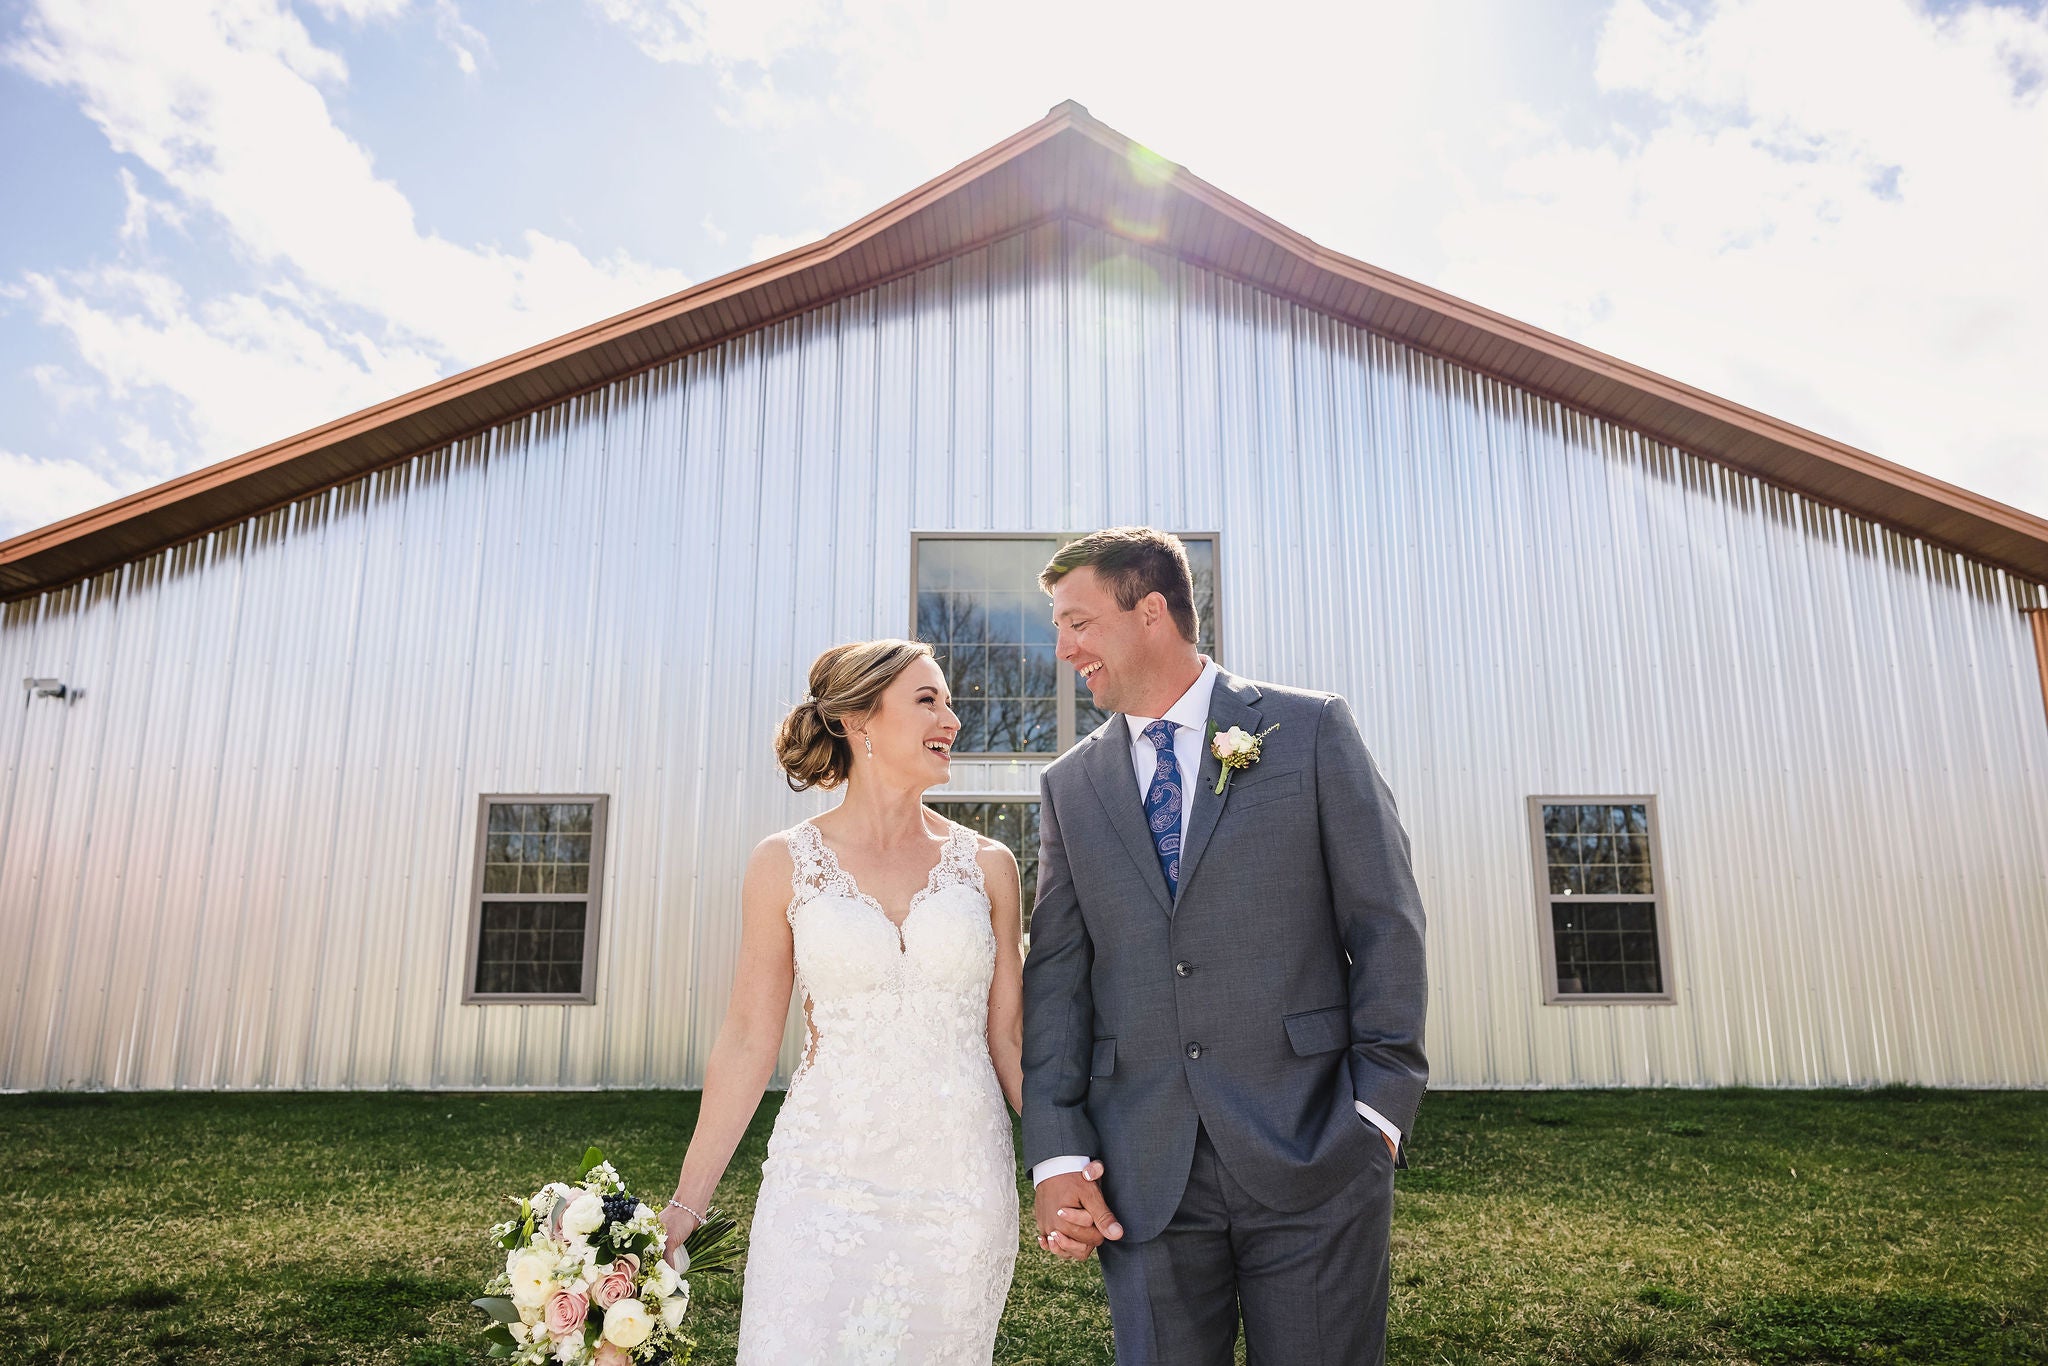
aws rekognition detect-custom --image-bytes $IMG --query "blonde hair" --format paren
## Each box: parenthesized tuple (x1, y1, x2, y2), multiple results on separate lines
(774, 639, 936, 791)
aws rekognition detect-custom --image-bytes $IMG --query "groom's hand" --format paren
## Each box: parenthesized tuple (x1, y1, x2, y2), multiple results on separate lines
(1034, 1161, 1123, 1262)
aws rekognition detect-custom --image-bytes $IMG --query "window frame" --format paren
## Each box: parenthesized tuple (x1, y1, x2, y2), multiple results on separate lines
(463, 793, 610, 1006)
(1525, 794, 1675, 1006)
(909, 531, 1222, 758)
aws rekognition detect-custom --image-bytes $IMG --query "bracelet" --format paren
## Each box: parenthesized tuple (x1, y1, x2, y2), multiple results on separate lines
(664, 1198, 706, 1224)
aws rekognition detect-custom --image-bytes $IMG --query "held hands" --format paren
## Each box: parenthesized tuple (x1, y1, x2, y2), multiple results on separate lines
(1032, 1161, 1123, 1263)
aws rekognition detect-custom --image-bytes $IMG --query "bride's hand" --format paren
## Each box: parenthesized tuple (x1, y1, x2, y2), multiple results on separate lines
(659, 1204, 702, 1267)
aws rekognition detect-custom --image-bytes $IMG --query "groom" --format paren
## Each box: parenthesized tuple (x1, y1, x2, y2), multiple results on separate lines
(1021, 527, 1428, 1365)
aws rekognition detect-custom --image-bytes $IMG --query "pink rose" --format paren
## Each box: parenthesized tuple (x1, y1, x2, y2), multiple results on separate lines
(543, 1288, 589, 1338)
(610, 1253, 640, 1279)
(593, 1266, 637, 1310)
(594, 1343, 631, 1366)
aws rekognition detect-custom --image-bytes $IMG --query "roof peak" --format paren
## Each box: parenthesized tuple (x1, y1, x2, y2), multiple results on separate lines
(5, 104, 2045, 597)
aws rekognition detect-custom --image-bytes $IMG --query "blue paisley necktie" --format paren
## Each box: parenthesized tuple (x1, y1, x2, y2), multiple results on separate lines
(1141, 719, 1182, 898)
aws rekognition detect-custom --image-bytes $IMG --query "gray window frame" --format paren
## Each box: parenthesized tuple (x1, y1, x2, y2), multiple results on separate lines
(463, 793, 610, 1005)
(909, 531, 1222, 758)
(1525, 794, 1675, 1006)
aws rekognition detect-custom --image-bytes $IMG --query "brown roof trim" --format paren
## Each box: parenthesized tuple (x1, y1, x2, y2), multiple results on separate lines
(7, 99, 2047, 599)
(2030, 610, 2048, 734)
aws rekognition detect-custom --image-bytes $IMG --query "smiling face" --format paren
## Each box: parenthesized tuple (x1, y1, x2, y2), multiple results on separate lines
(852, 654, 960, 788)
(1050, 565, 1198, 718)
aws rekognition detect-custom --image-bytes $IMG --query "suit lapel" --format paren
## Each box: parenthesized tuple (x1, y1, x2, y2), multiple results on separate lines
(1080, 713, 1176, 918)
(1175, 669, 1264, 908)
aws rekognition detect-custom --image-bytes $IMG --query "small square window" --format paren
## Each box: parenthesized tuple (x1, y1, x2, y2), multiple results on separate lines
(465, 795, 608, 1004)
(1528, 797, 1672, 1004)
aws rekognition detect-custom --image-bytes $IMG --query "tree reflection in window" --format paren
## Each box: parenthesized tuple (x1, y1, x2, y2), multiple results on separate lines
(918, 539, 1062, 754)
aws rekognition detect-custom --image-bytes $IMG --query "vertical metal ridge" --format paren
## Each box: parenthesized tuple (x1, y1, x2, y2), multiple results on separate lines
(1, 220, 2043, 1091)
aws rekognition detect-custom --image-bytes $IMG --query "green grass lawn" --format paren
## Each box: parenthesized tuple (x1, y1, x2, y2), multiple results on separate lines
(3, 1087, 2043, 1364)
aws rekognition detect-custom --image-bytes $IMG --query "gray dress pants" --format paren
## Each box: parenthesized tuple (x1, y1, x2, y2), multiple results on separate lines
(1096, 1122, 1395, 1366)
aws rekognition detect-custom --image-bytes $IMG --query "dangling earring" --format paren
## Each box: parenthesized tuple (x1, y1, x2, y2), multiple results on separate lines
(862, 732, 874, 757)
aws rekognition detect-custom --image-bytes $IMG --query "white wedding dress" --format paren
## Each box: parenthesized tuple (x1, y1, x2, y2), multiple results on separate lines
(735, 818, 1018, 1364)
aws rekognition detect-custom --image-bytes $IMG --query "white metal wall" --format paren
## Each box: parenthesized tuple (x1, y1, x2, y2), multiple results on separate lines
(4, 219, 2045, 1092)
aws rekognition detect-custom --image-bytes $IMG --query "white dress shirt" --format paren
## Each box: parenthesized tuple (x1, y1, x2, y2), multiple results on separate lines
(1032, 656, 1400, 1189)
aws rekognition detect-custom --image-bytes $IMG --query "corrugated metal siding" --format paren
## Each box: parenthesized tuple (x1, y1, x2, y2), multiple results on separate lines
(3, 218, 2044, 1092)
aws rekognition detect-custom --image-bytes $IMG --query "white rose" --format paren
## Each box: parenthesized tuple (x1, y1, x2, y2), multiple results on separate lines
(659, 1283, 690, 1330)
(508, 1252, 554, 1310)
(562, 1191, 605, 1239)
(602, 1298, 656, 1349)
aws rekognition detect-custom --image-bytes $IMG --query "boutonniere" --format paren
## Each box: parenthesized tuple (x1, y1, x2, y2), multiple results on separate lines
(1206, 720, 1279, 796)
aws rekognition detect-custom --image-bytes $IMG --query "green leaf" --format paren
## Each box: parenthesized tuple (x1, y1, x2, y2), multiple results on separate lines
(577, 1145, 606, 1180)
(481, 1322, 518, 1347)
(473, 1297, 522, 1325)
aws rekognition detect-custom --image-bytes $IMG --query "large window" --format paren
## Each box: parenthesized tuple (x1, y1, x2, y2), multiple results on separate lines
(913, 533, 1217, 755)
(928, 800, 1040, 931)
(464, 795, 609, 1004)
(1526, 798, 1672, 1004)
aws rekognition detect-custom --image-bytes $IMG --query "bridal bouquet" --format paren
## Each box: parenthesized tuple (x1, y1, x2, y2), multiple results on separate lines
(473, 1146, 742, 1364)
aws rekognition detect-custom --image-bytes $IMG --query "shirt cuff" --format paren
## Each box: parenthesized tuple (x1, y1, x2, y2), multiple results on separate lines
(1031, 1155, 1092, 1186)
(1356, 1101, 1401, 1151)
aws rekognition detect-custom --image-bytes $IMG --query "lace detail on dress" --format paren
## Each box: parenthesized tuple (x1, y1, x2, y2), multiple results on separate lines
(741, 817, 1015, 1365)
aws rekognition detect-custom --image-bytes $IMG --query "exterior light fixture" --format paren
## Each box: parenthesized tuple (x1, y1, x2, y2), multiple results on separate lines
(23, 677, 70, 700)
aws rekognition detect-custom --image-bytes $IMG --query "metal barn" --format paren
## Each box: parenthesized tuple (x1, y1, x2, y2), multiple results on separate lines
(4, 103, 2046, 1095)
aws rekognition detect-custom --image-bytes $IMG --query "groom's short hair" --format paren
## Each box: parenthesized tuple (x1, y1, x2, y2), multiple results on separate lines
(1039, 527, 1198, 643)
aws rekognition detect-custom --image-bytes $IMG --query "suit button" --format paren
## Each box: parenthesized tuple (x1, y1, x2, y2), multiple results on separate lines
(1174, 961, 1192, 977)
(1186, 1043, 1203, 1060)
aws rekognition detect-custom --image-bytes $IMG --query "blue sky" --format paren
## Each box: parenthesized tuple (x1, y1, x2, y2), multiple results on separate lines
(3, 0, 2044, 540)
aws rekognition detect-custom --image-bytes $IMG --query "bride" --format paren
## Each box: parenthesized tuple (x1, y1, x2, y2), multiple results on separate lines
(660, 638, 1024, 1363)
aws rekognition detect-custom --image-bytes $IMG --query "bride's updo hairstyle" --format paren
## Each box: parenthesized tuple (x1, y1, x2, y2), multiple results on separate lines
(775, 638, 936, 791)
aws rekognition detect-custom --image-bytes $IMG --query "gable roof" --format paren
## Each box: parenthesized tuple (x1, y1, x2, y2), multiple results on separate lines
(6, 99, 2046, 600)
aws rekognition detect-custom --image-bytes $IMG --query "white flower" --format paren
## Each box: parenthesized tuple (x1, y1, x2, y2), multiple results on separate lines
(660, 1283, 690, 1330)
(561, 1191, 605, 1239)
(551, 1334, 581, 1365)
(653, 1257, 680, 1297)
(508, 1252, 554, 1310)
(602, 1298, 656, 1349)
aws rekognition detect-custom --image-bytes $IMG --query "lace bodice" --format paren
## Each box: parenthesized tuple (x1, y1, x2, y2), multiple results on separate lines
(736, 817, 1017, 1364)
(782, 818, 995, 1088)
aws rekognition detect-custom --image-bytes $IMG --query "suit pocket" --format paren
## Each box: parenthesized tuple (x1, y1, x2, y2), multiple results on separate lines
(1283, 1006, 1349, 1057)
(1228, 770, 1303, 812)
(1090, 1038, 1117, 1077)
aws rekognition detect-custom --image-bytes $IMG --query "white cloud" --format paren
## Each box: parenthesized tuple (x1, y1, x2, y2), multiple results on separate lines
(115, 166, 184, 246)
(4, 0, 687, 534)
(748, 228, 831, 262)
(590, 0, 830, 69)
(1437, 0, 2048, 518)
(24, 266, 445, 473)
(0, 449, 143, 538)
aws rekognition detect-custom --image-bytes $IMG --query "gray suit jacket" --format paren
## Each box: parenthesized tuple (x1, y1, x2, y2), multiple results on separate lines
(1021, 668, 1428, 1244)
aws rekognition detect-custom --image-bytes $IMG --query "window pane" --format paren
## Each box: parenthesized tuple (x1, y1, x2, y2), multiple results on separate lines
(951, 700, 987, 754)
(915, 540, 1061, 754)
(476, 900, 587, 995)
(1184, 537, 1217, 657)
(1553, 901, 1662, 997)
